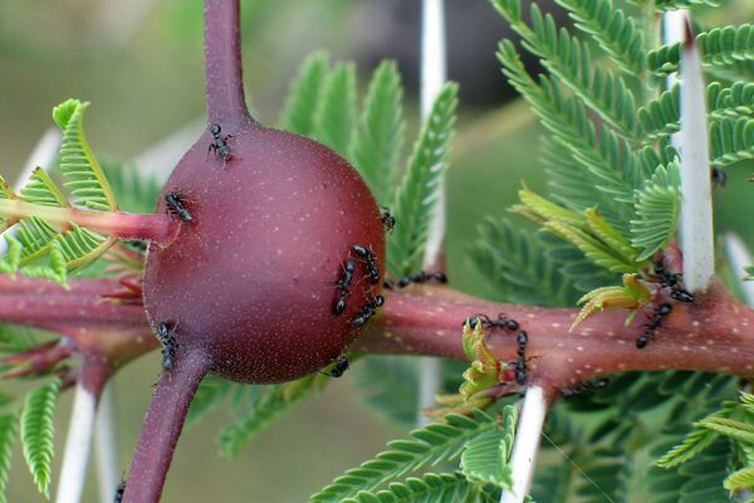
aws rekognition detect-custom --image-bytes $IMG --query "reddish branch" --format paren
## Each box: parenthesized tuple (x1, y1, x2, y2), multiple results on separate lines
(2, 275, 753, 392)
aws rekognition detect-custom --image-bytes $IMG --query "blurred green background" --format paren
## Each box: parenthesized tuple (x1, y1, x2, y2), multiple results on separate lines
(1, 0, 753, 501)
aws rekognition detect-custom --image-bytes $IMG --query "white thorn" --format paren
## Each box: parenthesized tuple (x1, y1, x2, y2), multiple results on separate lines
(678, 18, 715, 293)
(95, 383, 121, 502)
(417, 0, 448, 427)
(500, 386, 547, 503)
(55, 383, 98, 503)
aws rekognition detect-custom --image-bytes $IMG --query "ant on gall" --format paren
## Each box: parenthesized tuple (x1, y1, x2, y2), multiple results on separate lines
(653, 256, 694, 303)
(351, 295, 384, 327)
(165, 192, 194, 222)
(381, 208, 396, 232)
(207, 123, 233, 164)
(320, 354, 350, 378)
(154, 322, 179, 372)
(333, 259, 356, 315)
(352, 244, 381, 284)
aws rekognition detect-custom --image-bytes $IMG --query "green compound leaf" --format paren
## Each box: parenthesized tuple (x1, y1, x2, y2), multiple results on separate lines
(648, 24, 754, 76)
(554, 0, 644, 76)
(654, 0, 721, 10)
(18, 168, 68, 208)
(342, 473, 472, 503)
(310, 409, 496, 503)
(630, 161, 681, 261)
(279, 51, 330, 136)
(470, 218, 577, 307)
(710, 117, 754, 168)
(52, 99, 117, 211)
(21, 379, 60, 498)
(351, 60, 405, 206)
(493, 0, 639, 140)
(698, 417, 754, 444)
(460, 405, 517, 489)
(388, 82, 458, 276)
(724, 466, 754, 495)
(217, 374, 328, 458)
(314, 61, 357, 155)
(0, 414, 18, 503)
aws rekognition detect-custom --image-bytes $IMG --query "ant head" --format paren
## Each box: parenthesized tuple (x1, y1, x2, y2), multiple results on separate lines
(156, 322, 170, 337)
(209, 123, 222, 135)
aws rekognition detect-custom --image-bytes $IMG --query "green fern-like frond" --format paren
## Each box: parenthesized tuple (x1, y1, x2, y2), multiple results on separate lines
(648, 25, 754, 76)
(0, 178, 14, 233)
(310, 409, 496, 503)
(218, 374, 327, 458)
(278, 51, 330, 136)
(699, 417, 754, 444)
(724, 465, 754, 495)
(52, 99, 117, 211)
(554, 0, 644, 76)
(55, 224, 113, 270)
(496, 40, 636, 227)
(21, 379, 60, 498)
(351, 60, 405, 206)
(352, 356, 418, 428)
(653, 0, 721, 10)
(314, 61, 357, 155)
(388, 82, 458, 276)
(100, 159, 162, 214)
(493, 0, 639, 140)
(186, 376, 234, 428)
(342, 473, 472, 503)
(460, 405, 517, 488)
(21, 238, 68, 285)
(630, 161, 681, 261)
(655, 403, 732, 468)
(0, 414, 18, 503)
(469, 218, 576, 306)
(709, 81, 754, 120)
(710, 117, 754, 167)
(18, 168, 68, 208)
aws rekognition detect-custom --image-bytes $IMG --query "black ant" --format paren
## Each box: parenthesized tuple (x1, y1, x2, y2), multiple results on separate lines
(334, 260, 356, 315)
(383, 278, 395, 290)
(113, 478, 126, 503)
(381, 209, 396, 232)
(351, 295, 384, 327)
(513, 330, 529, 385)
(465, 313, 520, 332)
(653, 257, 694, 303)
(396, 270, 448, 288)
(562, 378, 609, 399)
(636, 303, 673, 349)
(207, 123, 233, 163)
(165, 192, 193, 222)
(711, 168, 727, 188)
(352, 245, 380, 285)
(320, 354, 350, 378)
(154, 322, 179, 372)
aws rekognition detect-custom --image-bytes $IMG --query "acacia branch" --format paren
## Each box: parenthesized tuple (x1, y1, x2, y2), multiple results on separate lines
(0, 199, 176, 245)
(2, 277, 753, 392)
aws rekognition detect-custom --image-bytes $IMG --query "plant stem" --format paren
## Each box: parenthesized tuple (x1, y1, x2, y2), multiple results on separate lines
(204, 0, 252, 126)
(95, 383, 121, 503)
(500, 387, 548, 503)
(357, 284, 754, 388)
(678, 20, 715, 293)
(122, 352, 209, 503)
(0, 199, 176, 245)
(417, 0, 448, 427)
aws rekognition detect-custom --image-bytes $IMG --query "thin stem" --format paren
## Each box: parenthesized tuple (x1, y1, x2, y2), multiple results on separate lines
(95, 383, 121, 503)
(417, 0, 448, 427)
(0, 199, 176, 245)
(55, 382, 100, 503)
(204, 0, 252, 125)
(500, 387, 548, 503)
(641, 0, 660, 101)
(122, 352, 209, 503)
(678, 20, 715, 293)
